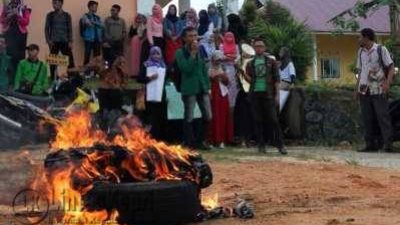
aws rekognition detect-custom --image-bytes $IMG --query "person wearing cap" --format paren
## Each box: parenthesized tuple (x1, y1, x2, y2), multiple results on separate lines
(14, 44, 49, 96)
(45, 0, 74, 80)
(0, 35, 10, 93)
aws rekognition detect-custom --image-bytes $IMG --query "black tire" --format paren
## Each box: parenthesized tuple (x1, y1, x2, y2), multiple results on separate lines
(83, 181, 201, 225)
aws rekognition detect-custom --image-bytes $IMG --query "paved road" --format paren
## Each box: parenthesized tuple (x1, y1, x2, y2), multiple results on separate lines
(209, 146, 400, 170)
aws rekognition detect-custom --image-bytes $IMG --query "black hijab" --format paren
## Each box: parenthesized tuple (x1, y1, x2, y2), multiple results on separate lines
(166, 4, 179, 23)
(280, 47, 292, 70)
(198, 10, 210, 36)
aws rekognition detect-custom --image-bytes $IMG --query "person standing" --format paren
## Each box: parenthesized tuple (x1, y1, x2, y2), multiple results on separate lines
(140, 4, 164, 69)
(198, 10, 213, 40)
(80, 0, 103, 65)
(129, 14, 146, 76)
(227, 14, 247, 44)
(356, 28, 395, 152)
(246, 38, 287, 155)
(208, 3, 222, 32)
(163, 4, 184, 65)
(45, 0, 74, 80)
(184, 8, 198, 29)
(138, 46, 167, 140)
(209, 50, 232, 148)
(103, 4, 126, 65)
(14, 44, 49, 96)
(278, 47, 296, 112)
(0, 35, 10, 94)
(175, 27, 212, 150)
(220, 32, 239, 113)
(0, 0, 31, 86)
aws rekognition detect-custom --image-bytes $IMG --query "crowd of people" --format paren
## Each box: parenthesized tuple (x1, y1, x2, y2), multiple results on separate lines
(0, 0, 299, 155)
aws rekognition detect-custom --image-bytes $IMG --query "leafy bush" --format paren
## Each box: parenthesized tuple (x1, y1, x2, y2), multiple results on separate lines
(248, 1, 314, 81)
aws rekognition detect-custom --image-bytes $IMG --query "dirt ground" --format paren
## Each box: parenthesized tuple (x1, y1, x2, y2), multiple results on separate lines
(1, 147, 400, 225)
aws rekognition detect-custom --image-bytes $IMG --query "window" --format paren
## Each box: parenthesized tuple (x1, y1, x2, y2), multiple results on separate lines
(321, 58, 340, 79)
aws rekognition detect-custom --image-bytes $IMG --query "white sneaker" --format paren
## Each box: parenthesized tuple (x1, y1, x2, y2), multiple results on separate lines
(219, 143, 225, 149)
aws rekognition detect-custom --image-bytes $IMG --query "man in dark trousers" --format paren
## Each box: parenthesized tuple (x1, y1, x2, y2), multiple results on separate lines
(246, 38, 287, 155)
(80, 1, 103, 65)
(103, 4, 126, 65)
(356, 28, 395, 152)
(175, 27, 212, 150)
(45, 0, 74, 80)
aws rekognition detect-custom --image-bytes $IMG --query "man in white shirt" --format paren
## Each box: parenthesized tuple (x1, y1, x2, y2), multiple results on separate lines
(356, 28, 395, 152)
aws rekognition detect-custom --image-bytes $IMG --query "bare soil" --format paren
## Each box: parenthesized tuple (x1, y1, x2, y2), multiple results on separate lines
(1, 147, 400, 225)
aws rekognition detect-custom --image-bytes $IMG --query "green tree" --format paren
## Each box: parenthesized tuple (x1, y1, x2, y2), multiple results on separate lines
(247, 0, 314, 81)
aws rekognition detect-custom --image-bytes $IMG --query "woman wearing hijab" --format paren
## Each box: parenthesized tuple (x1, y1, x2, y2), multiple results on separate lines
(209, 50, 233, 149)
(278, 47, 296, 112)
(0, 0, 31, 86)
(227, 14, 247, 44)
(184, 8, 198, 29)
(208, 3, 222, 32)
(198, 10, 213, 40)
(199, 33, 217, 69)
(137, 46, 167, 140)
(140, 4, 165, 71)
(129, 14, 147, 76)
(163, 4, 184, 65)
(220, 32, 240, 109)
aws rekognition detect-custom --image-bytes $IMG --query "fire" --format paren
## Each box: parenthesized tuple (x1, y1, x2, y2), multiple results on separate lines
(202, 193, 220, 211)
(32, 110, 206, 225)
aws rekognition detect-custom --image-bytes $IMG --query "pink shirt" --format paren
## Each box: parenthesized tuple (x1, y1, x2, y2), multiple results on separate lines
(1, 8, 31, 34)
(146, 17, 163, 45)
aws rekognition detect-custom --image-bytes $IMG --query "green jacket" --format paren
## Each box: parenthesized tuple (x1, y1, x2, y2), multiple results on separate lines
(175, 48, 210, 96)
(0, 52, 10, 93)
(14, 59, 49, 96)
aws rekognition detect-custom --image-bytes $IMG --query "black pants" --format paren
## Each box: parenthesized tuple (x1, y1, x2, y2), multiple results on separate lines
(360, 94, 392, 147)
(84, 41, 102, 65)
(103, 40, 124, 65)
(5, 26, 27, 86)
(234, 90, 255, 142)
(146, 101, 167, 140)
(250, 92, 284, 148)
(50, 42, 75, 80)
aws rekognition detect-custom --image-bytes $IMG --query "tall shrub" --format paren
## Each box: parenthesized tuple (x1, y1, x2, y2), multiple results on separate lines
(247, 0, 314, 81)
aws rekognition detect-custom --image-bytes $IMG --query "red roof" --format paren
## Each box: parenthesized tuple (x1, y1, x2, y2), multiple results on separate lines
(274, 0, 390, 34)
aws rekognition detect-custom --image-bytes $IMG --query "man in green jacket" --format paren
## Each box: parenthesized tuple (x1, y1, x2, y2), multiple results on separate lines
(175, 27, 212, 150)
(0, 35, 10, 94)
(14, 44, 49, 96)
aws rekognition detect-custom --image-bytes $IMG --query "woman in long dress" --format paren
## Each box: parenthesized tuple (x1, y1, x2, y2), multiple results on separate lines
(209, 50, 233, 148)
(163, 4, 183, 66)
(129, 14, 146, 76)
(220, 32, 239, 109)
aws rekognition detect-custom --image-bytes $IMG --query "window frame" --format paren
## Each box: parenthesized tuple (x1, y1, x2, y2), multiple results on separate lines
(320, 57, 341, 79)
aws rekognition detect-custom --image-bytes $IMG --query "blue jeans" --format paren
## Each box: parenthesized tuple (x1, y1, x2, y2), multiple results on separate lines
(182, 94, 212, 146)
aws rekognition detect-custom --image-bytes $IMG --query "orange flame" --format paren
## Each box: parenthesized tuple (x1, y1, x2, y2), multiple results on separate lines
(202, 193, 220, 211)
(32, 110, 201, 225)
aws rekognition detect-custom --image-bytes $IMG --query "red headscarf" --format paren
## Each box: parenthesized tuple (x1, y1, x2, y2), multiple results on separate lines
(151, 4, 163, 24)
(221, 32, 237, 56)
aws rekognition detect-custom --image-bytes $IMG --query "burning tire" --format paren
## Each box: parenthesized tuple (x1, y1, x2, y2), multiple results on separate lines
(84, 181, 202, 225)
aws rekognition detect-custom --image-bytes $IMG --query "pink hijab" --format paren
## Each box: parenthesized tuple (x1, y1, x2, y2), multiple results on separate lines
(221, 32, 237, 56)
(151, 4, 163, 24)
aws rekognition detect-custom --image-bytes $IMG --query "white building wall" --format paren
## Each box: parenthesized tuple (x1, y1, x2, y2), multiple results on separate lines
(137, 0, 156, 16)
